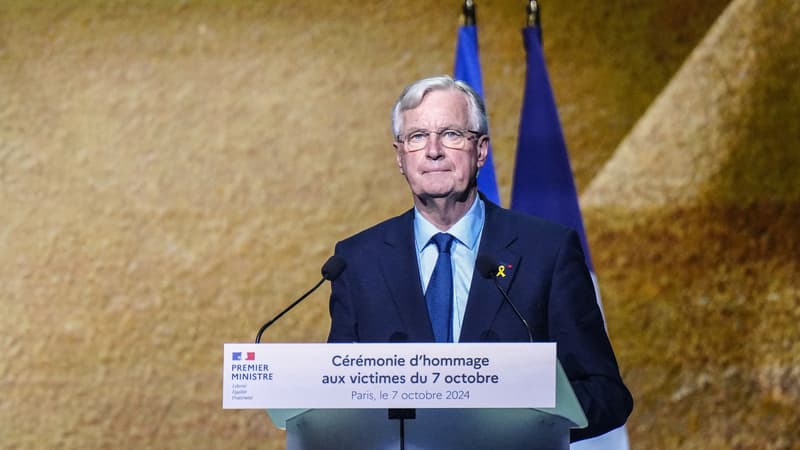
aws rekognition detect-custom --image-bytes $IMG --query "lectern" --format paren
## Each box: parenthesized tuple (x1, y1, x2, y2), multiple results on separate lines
(266, 363, 586, 450)
(223, 342, 586, 450)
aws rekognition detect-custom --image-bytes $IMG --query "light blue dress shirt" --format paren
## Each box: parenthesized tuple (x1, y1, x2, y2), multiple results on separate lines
(414, 197, 485, 342)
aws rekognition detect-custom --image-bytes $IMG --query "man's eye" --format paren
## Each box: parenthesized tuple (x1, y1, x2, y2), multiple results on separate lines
(408, 132, 427, 143)
(441, 130, 463, 139)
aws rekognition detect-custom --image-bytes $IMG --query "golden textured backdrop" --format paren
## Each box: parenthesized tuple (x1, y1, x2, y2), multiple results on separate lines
(1, 0, 797, 449)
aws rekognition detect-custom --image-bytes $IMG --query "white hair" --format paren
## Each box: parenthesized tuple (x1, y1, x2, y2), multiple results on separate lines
(391, 75, 489, 139)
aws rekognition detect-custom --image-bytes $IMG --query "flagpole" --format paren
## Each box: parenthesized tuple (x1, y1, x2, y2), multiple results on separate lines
(462, 0, 476, 25)
(526, 1, 543, 45)
(526, 1, 540, 27)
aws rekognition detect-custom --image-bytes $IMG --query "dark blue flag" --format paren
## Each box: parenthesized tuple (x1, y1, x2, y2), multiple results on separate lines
(511, 26, 631, 450)
(510, 26, 592, 270)
(454, 24, 501, 205)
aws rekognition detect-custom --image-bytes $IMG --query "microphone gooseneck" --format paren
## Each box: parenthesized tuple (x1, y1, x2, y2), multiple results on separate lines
(476, 254, 534, 343)
(254, 255, 346, 343)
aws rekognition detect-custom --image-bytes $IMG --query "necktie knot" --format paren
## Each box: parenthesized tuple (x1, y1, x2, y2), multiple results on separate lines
(431, 233, 455, 254)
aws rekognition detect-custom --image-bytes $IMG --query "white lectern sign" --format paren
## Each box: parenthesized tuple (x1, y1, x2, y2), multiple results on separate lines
(222, 343, 556, 409)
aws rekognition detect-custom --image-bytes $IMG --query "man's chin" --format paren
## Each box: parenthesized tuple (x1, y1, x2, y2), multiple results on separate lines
(423, 192, 452, 199)
(416, 188, 454, 199)
(415, 188, 474, 203)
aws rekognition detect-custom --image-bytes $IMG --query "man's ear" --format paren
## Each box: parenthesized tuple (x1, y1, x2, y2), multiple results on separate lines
(476, 135, 489, 168)
(393, 142, 405, 175)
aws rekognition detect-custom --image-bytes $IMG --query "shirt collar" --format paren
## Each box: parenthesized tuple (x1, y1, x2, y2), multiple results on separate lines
(414, 196, 485, 252)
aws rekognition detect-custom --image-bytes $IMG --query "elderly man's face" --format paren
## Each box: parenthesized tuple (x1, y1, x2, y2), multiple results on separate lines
(393, 89, 488, 202)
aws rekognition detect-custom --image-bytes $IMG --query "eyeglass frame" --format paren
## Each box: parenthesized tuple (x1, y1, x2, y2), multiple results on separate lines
(395, 128, 485, 152)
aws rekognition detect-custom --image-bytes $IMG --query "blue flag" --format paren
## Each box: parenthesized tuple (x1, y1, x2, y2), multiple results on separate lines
(510, 26, 592, 270)
(454, 24, 500, 205)
(511, 26, 630, 450)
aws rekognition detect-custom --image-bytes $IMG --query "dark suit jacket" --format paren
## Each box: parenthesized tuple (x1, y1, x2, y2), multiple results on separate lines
(328, 198, 633, 441)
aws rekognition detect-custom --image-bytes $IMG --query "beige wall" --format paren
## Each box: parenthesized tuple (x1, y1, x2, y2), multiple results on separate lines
(2, 0, 798, 448)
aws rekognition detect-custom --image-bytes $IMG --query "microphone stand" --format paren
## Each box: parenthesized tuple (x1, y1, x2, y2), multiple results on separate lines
(388, 408, 415, 450)
(491, 277, 534, 343)
(254, 278, 325, 344)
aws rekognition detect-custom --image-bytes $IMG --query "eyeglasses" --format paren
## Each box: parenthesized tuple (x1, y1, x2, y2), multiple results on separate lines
(397, 128, 482, 152)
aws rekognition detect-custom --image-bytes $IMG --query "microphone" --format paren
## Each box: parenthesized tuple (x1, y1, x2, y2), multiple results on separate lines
(479, 329, 500, 342)
(475, 254, 533, 343)
(254, 255, 346, 343)
(388, 331, 409, 342)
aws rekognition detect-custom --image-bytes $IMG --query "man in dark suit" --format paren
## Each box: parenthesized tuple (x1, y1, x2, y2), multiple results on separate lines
(328, 75, 632, 441)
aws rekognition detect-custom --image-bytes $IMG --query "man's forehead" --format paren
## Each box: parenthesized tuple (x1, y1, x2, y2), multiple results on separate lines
(401, 90, 469, 129)
(417, 88, 468, 107)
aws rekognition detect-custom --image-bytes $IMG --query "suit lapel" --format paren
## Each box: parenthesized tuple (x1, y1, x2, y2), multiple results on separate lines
(378, 209, 435, 341)
(460, 200, 521, 342)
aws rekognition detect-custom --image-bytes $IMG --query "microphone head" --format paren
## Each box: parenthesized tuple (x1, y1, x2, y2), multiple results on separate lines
(475, 254, 498, 279)
(321, 255, 347, 281)
(388, 331, 409, 342)
(479, 329, 500, 342)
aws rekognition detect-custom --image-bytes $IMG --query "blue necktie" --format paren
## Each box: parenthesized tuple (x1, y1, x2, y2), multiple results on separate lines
(425, 233, 455, 342)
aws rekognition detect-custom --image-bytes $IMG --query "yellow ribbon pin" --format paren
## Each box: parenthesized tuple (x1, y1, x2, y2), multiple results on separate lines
(496, 265, 507, 277)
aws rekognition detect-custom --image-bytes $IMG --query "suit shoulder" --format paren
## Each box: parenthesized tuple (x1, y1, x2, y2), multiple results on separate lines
(486, 206, 586, 262)
(492, 205, 573, 238)
(335, 209, 412, 254)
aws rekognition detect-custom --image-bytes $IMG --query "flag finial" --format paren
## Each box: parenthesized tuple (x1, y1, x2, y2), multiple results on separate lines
(526, 1, 541, 28)
(462, 0, 476, 26)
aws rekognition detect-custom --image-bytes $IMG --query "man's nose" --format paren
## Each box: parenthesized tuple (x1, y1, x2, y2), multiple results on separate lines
(424, 133, 445, 158)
